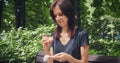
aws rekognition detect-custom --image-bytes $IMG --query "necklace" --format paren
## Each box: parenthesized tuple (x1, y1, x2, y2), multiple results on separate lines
(60, 33, 70, 45)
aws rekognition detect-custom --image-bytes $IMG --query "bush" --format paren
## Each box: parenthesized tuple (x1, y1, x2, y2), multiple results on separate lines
(89, 39, 120, 56)
(0, 24, 119, 63)
(0, 24, 55, 63)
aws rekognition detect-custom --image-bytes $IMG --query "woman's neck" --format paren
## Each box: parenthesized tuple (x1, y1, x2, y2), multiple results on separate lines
(61, 26, 69, 33)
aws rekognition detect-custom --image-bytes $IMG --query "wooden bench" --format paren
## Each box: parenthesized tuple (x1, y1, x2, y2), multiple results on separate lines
(35, 51, 120, 63)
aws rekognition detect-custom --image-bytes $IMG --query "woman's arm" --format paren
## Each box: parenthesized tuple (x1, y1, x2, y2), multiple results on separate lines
(41, 34, 54, 63)
(46, 47, 54, 63)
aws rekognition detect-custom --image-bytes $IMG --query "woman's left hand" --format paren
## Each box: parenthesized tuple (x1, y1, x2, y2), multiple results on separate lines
(52, 52, 72, 62)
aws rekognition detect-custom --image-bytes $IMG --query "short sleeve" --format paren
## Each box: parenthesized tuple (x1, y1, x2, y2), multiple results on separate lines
(78, 30, 89, 46)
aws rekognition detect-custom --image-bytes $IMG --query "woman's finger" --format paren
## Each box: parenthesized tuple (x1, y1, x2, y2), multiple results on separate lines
(42, 34, 47, 38)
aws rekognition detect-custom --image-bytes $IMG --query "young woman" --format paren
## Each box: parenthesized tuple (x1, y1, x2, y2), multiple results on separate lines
(41, 0, 89, 63)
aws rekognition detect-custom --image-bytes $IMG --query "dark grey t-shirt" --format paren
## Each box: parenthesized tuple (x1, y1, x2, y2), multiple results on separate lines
(52, 28, 89, 63)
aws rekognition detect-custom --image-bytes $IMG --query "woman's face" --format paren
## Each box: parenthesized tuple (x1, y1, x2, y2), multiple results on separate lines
(53, 5, 68, 28)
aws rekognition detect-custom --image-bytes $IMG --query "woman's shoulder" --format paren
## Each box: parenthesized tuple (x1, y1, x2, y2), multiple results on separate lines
(76, 27, 88, 36)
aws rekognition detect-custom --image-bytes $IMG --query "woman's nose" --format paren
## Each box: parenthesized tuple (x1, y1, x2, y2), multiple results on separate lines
(56, 15, 60, 21)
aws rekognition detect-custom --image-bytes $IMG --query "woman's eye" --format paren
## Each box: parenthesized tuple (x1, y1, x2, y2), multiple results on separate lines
(54, 15, 56, 18)
(59, 13, 63, 16)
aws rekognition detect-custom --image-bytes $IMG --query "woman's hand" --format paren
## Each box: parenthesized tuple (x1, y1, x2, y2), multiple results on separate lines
(52, 52, 72, 62)
(41, 34, 53, 52)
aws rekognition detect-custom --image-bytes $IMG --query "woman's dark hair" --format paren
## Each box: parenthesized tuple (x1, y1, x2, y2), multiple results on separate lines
(50, 0, 76, 39)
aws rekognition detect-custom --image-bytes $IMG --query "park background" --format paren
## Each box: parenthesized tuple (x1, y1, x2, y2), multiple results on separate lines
(0, 0, 120, 63)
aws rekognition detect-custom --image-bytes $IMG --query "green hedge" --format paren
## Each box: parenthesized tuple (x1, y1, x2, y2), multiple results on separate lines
(0, 24, 120, 63)
(89, 39, 120, 56)
(0, 24, 55, 63)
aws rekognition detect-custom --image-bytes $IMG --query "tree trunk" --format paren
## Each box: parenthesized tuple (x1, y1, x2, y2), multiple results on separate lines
(14, 0, 25, 28)
(0, 0, 3, 31)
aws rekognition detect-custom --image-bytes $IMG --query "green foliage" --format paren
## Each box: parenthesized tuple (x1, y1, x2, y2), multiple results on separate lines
(25, 0, 53, 29)
(0, 24, 55, 63)
(89, 39, 120, 56)
(1, 0, 120, 61)
(1, 0, 53, 31)
(1, 0, 15, 31)
(80, 0, 120, 56)
(81, 0, 120, 40)
(104, 0, 120, 18)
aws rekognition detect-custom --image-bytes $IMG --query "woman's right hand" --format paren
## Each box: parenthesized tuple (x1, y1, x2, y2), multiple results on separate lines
(41, 34, 54, 51)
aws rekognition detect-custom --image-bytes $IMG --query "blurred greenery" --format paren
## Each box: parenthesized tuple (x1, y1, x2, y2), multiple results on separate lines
(0, 0, 120, 63)
(0, 24, 55, 63)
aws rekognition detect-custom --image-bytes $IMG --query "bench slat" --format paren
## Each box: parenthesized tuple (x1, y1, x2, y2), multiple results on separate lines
(88, 55, 120, 63)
